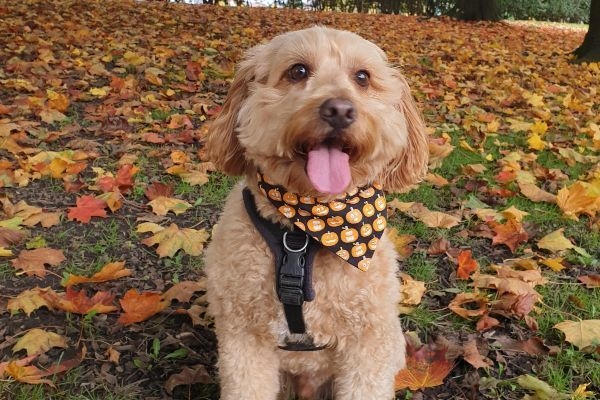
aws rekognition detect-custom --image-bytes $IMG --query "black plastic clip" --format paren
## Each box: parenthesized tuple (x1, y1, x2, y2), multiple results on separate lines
(277, 232, 309, 306)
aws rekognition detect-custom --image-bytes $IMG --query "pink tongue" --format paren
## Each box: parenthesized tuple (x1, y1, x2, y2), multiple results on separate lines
(306, 146, 351, 194)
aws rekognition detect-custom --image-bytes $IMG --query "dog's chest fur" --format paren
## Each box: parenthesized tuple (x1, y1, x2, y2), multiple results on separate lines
(205, 183, 402, 375)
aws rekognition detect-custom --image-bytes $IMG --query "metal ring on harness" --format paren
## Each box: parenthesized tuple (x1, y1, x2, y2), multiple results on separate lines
(282, 231, 309, 253)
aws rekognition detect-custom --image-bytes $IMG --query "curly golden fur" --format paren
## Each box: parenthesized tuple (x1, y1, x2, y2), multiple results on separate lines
(204, 27, 428, 400)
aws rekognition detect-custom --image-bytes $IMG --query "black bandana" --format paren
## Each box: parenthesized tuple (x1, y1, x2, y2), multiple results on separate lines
(257, 173, 387, 271)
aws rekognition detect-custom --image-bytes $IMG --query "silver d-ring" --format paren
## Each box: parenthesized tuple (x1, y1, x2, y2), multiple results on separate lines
(283, 232, 309, 253)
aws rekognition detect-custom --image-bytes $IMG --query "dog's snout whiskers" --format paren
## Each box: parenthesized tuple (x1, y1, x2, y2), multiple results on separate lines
(319, 98, 356, 130)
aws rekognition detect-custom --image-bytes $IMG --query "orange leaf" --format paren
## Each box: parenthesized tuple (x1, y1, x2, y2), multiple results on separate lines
(117, 289, 168, 325)
(97, 164, 137, 193)
(144, 182, 174, 200)
(448, 292, 488, 319)
(44, 287, 118, 314)
(490, 219, 529, 253)
(557, 181, 600, 220)
(476, 314, 500, 332)
(62, 261, 132, 287)
(578, 274, 600, 288)
(11, 248, 65, 277)
(456, 250, 478, 280)
(5, 359, 54, 386)
(394, 340, 453, 390)
(67, 195, 107, 223)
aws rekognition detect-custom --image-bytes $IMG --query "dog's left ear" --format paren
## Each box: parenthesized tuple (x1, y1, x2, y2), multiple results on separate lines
(206, 48, 258, 176)
(379, 73, 429, 193)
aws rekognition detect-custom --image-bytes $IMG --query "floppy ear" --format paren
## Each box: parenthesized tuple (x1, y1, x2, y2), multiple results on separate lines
(380, 74, 429, 193)
(206, 51, 257, 176)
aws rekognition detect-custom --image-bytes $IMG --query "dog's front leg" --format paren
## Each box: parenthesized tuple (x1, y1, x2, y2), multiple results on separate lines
(217, 332, 281, 400)
(332, 320, 405, 400)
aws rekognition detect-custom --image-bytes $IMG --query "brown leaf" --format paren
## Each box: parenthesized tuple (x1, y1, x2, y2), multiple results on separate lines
(490, 219, 529, 253)
(578, 274, 600, 288)
(476, 314, 500, 332)
(427, 237, 451, 255)
(462, 339, 492, 369)
(13, 328, 67, 356)
(7, 287, 56, 316)
(11, 248, 65, 277)
(165, 364, 212, 394)
(43, 287, 118, 314)
(448, 292, 488, 319)
(161, 281, 206, 304)
(554, 320, 600, 350)
(0, 227, 27, 247)
(144, 182, 174, 200)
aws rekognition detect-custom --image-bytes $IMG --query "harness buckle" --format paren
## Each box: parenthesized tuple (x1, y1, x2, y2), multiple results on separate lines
(278, 232, 309, 306)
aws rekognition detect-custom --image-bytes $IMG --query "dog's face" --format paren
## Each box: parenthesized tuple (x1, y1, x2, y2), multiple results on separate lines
(208, 27, 428, 195)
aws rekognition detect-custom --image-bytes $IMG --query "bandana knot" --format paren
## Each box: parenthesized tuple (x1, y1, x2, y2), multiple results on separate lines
(257, 173, 387, 271)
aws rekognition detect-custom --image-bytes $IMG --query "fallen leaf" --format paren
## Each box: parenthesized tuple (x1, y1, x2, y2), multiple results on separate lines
(7, 287, 56, 316)
(516, 374, 569, 400)
(165, 364, 212, 394)
(117, 289, 168, 325)
(554, 320, 600, 350)
(388, 228, 416, 260)
(578, 274, 600, 288)
(462, 339, 492, 369)
(148, 196, 192, 216)
(161, 281, 206, 304)
(537, 229, 574, 253)
(540, 257, 566, 272)
(13, 329, 67, 356)
(44, 287, 118, 314)
(456, 249, 478, 280)
(556, 181, 600, 220)
(67, 195, 107, 223)
(449, 292, 488, 319)
(141, 223, 210, 257)
(517, 180, 557, 203)
(11, 248, 65, 277)
(490, 219, 529, 253)
(398, 273, 426, 306)
(144, 182, 174, 200)
(394, 340, 453, 390)
(62, 261, 132, 287)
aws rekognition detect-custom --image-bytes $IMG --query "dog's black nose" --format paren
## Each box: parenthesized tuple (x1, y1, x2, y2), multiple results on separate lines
(319, 98, 356, 130)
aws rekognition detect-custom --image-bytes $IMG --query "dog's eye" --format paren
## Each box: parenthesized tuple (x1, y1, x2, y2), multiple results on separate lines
(288, 64, 309, 82)
(354, 70, 370, 87)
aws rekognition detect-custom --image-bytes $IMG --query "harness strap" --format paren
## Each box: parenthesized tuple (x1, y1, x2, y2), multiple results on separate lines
(242, 189, 319, 336)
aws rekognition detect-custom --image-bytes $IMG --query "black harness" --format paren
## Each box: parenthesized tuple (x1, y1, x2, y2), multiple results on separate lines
(242, 188, 326, 351)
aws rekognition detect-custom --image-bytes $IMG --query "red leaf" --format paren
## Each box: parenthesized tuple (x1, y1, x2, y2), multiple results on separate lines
(144, 182, 174, 200)
(67, 195, 107, 223)
(395, 340, 454, 390)
(457, 250, 478, 280)
(117, 289, 168, 325)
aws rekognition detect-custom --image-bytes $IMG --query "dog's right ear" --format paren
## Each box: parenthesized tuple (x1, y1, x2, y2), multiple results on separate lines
(206, 51, 257, 176)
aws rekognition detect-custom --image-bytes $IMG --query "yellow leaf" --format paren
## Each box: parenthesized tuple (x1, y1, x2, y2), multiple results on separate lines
(556, 182, 600, 220)
(7, 287, 56, 316)
(459, 140, 476, 152)
(518, 180, 556, 203)
(527, 133, 547, 150)
(530, 120, 548, 136)
(554, 320, 600, 350)
(398, 272, 426, 306)
(13, 329, 67, 356)
(501, 206, 529, 222)
(537, 229, 574, 253)
(141, 223, 210, 257)
(0, 247, 13, 256)
(148, 196, 192, 216)
(63, 261, 132, 287)
(122, 51, 146, 66)
(540, 257, 565, 272)
(136, 222, 165, 234)
(89, 87, 109, 97)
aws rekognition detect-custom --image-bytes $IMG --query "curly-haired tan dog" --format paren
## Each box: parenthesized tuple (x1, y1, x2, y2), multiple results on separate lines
(204, 27, 428, 400)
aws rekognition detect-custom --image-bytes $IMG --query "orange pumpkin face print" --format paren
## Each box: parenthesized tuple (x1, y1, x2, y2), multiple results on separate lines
(307, 218, 325, 232)
(279, 205, 296, 218)
(362, 202, 375, 217)
(351, 242, 367, 258)
(257, 173, 388, 271)
(346, 208, 363, 224)
(327, 216, 344, 227)
(374, 195, 386, 211)
(311, 204, 330, 217)
(373, 214, 386, 232)
(341, 227, 359, 243)
(268, 188, 282, 201)
(321, 232, 339, 247)
(283, 192, 298, 205)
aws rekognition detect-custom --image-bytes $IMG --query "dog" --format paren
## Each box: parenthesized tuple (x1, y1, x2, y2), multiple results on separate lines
(204, 26, 428, 400)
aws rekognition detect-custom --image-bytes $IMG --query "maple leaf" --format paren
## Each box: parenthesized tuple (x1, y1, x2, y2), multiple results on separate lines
(11, 248, 65, 277)
(394, 201, 461, 229)
(490, 219, 529, 253)
(476, 314, 500, 332)
(556, 181, 600, 220)
(4, 358, 55, 386)
(394, 340, 453, 390)
(537, 229, 575, 253)
(96, 164, 137, 193)
(427, 237, 450, 255)
(62, 261, 132, 287)
(0, 226, 27, 247)
(578, 274, 600, 288)
(7, 287, 56, 316)
(166, 164, 211, 186)
(540, 257, 566, 272)
(387, 228, 415, 260)
(147, 196, 192, 216)
(456, 249, 478, 280)
(140, 223, 210, 257)
(13, 328, 67, 356)
(517, 180, 556, 203)
(462, 338, 492, 369)
(67, 195, 107, 223)
(554, 320, 600, 351)
(117, 289, 168, 325)
(43, 287, 118, 314)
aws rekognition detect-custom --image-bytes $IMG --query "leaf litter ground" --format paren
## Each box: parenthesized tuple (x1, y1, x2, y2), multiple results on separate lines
(1, 0, 599, 399)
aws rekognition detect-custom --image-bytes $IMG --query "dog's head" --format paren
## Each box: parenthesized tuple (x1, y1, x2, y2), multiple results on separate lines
(207, 26, 428, 195)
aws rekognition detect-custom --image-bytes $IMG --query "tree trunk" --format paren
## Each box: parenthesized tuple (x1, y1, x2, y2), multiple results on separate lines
(574, 0, 600, 62)
(454, 0, 501, 21)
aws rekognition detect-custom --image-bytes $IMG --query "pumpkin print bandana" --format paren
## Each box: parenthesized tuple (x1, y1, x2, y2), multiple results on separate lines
(257, 173, 387, 271)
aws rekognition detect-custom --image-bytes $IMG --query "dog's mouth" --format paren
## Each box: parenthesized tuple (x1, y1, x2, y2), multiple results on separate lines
(303, 135, 352, 195)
